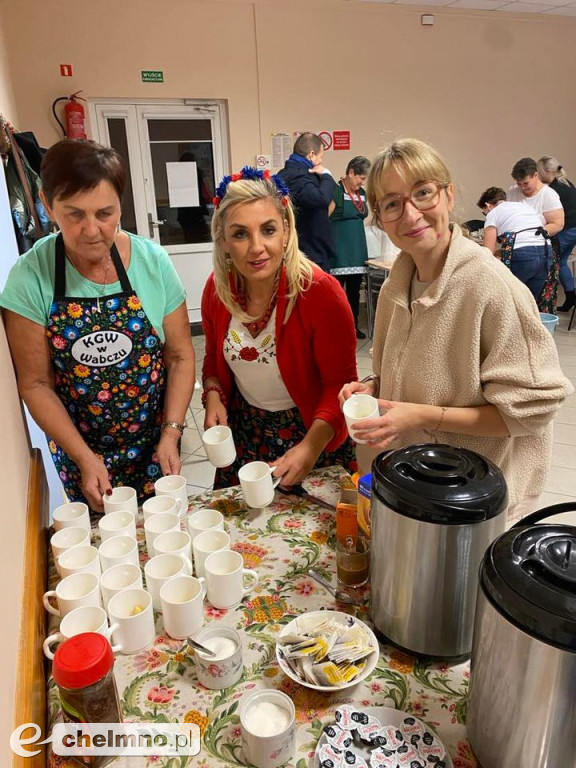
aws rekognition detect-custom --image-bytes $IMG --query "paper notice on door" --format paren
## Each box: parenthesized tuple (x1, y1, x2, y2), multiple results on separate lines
(271, 133, 292, 168)
(166, 162, 199, 207)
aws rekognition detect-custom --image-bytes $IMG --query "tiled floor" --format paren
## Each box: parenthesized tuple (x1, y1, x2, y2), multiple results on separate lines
(182, 310, 576, 522)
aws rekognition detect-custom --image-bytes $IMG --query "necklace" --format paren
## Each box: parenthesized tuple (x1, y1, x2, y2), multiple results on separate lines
(67, 251, 113, 312)
(236, 291, 277, 336)
(342, 179, 366, 215)
(96, 256, 112, 312)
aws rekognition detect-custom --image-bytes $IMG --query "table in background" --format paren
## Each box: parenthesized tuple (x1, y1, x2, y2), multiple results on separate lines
(46, 466, 478, 768)
(365, 259, 395, 339)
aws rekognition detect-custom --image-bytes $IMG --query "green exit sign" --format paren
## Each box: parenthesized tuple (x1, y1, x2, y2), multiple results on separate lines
(141, 70, 164, 83)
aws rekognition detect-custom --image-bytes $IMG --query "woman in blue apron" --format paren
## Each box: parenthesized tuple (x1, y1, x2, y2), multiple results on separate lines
(0, 140, 196, 512)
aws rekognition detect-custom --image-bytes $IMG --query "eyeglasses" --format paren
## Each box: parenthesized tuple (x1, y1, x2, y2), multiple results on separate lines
(375, 181, 448, 223)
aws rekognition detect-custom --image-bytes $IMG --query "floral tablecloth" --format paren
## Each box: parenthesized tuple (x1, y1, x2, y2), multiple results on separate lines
(47, 466, 478, 768)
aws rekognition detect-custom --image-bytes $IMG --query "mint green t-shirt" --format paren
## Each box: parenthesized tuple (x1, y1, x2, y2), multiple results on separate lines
(0, 233, 186, 343)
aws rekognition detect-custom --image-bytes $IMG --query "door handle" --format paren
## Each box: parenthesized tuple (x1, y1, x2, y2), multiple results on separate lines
(148, 212, 166, 238)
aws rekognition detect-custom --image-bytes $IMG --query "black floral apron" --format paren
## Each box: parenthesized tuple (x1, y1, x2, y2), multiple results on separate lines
(497, 227, 560, 313)
(46, 234, 166, 504)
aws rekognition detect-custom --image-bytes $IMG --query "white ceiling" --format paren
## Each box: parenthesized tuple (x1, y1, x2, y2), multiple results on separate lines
(355, 0, 576, 17)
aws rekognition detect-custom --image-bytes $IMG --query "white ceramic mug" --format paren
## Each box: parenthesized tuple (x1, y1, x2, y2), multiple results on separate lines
(240, 689, 296, 768)
(100, 562, 144, 610)
(187, 508, 224, 544)
(52, 502, 91, 532)
(58, 545, 101, 579)
(192, 529, 230, 579)
(51, 527, 91, 575)
(238, 462, 281, 508)
(43, 572, 102, 618)
(202, 425, 236, 468)
(107, 588, 156, 654)
(160, 575, 206, 640)
(193, 626, 243, 689)
(144, 511, 181, 555)
(154, 475, 188, 516)
(342, 393, 380, 444)
(43, 605, 117, 660)
(144, 554, 188, 611)
(103, 486, 138, 515)
(152, 530, 193, 573)
(98, 510, 137, 542)
(99, 535, 140, 572)
(203, 550, 259, 609)
(142, 495, 181, 521)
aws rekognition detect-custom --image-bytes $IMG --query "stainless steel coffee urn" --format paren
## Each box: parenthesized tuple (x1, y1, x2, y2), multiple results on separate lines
(467, 503, 576, 768)
(370, 444, 508, 658)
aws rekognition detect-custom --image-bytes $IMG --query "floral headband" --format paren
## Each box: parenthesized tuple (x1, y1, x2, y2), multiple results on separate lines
(212, 166, 290, 208)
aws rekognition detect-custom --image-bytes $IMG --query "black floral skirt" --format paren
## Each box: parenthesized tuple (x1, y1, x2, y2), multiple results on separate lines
(213, 389, 357, 489)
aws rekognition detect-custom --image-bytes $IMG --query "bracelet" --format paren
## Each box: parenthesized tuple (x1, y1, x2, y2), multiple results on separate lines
(161, 421, 185, 435)
(360, 374, 380, 395)
(360, 374, 380, 384)
(434, 406, 448, 433)
(201, 385, 228, 409)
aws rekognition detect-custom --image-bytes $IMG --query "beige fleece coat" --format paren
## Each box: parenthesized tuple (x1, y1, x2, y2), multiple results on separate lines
(362, 224, 573, 506)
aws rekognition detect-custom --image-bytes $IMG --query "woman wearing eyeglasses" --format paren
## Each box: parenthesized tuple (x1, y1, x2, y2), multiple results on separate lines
(340, 138, 572, 517)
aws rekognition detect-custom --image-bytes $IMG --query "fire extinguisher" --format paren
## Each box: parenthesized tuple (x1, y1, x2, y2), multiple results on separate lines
(51, 91, 87, 139)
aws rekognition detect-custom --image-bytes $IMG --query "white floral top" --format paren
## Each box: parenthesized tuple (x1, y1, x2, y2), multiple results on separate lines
(224, 309, 296, 411)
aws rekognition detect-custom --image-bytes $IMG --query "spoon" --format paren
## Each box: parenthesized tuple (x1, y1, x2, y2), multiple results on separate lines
(309, 569, 363, 607)
(187, 637, 216, 657)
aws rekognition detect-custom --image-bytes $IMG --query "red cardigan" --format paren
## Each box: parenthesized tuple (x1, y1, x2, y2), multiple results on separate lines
(201, 265, 357, 452)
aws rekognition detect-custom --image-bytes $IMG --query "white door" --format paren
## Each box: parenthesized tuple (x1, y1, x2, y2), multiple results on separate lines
(89, 100, 229, 324)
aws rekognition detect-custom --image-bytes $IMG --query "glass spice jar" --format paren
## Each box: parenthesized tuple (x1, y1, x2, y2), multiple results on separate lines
(52, 632, 123, 768)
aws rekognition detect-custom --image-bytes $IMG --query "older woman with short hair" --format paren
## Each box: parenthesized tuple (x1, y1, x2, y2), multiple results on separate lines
(0, 139, 196, 511)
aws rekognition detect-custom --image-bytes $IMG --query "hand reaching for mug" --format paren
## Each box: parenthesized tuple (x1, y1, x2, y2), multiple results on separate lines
(77, 452, 112, 513)
(271, 440, 319, 488)
(338, 379, 378, 407)
(351, 400, 432, 449)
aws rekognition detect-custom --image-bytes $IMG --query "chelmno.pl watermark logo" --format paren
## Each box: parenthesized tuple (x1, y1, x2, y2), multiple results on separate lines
(11, 722, 201, 758)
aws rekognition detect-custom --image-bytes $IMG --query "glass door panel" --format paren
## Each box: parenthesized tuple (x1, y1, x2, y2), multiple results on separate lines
(148, 138, 214, 246)
(107, 118, 138, 234)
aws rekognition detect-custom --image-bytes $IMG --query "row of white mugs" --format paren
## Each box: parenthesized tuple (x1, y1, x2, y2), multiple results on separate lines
(43, 550, 256, 661)
(46, 502, 259, 659)
(51, 504, 230, 578)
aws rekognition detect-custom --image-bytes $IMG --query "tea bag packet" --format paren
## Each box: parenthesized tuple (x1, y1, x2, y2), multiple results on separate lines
(277, 617, 375, 687)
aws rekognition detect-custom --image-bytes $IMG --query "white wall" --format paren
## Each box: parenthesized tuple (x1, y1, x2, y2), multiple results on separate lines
(0, 161, 62, 511)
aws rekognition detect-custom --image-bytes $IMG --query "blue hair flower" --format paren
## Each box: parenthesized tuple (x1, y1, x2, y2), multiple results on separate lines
(213, 166, 290, 207)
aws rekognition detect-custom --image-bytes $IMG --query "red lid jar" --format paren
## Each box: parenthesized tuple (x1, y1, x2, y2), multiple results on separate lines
(53, 633, 114, 689)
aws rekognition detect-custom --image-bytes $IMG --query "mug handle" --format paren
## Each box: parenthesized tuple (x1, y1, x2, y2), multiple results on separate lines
(269, 466, 282, 490)
(174, 498, 183, 517)
(241, 568, 259, 596)
(197, 576, 207, 600)
(178, 554, 193, 576)
(42, 590, 61, 617)
(106, 622, 123, 653)
(43, 632, 64, 660)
